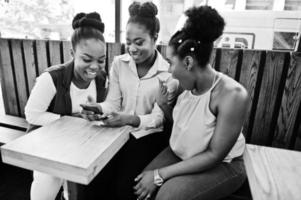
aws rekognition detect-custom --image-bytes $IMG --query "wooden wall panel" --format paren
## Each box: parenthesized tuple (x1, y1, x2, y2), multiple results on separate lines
(35, 40, 48, 75)
(23, 40, 37, 95)
(106, 43, 122, 73)
(273, 52, 301, 148)
(62, 41, 72, 63)
(250, 52, 287, 145)
(219, 49, 241, 80)
(239, 50, 264, 141)
(10, 40, 27, 117)
(0, 39, 19, 115)
(48, 41, 62, 66)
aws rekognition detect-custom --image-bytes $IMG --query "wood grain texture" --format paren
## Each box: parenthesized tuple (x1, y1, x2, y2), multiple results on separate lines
(48, 40, 62, 66)
(0, 39, 19, 115)
(1, 116, 131, 185)
(239, 50, 263, 140)
(35, 40, 48, 75)
(0, 114, 28, 130)
(294, 121, 301, 150)
(11, 40, 27, 117)
(210, 48, 217, 68)
(273, 52, 301, 148)
(106, 43, 122, 73)
(219, 49, 240, 79)
(251, 52, 286, 145)
(0, 127, 25, 145)
(62, 41, 72, 63)
(23, 40, 37, 95)
(244, 144, 301, 200)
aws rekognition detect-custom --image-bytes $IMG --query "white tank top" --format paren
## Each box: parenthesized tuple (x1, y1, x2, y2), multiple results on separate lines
(169, 72, 245, 161)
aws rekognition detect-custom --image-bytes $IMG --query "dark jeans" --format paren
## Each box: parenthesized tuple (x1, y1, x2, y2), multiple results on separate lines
(76, 131, 169, 200)
(144, 146, 247, 200)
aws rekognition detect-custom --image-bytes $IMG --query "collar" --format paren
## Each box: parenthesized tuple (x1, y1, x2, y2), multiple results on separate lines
(121, 50, 170, 79)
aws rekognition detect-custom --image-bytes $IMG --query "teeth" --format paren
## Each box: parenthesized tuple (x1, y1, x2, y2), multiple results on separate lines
(87, 71, 96, 76)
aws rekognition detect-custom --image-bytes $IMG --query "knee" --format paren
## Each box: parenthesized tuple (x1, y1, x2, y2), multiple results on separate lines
(155, 182, 180, 200)
(31, 172, 63, 200)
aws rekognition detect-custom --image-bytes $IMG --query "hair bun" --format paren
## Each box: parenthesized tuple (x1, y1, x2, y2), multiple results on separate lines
(129, 1, 158, 18)
(72, 12, 105, 33)
(183, 6, 225, 43)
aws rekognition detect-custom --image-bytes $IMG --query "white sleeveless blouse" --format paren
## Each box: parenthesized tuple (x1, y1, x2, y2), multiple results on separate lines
(169, 73, 245, 161)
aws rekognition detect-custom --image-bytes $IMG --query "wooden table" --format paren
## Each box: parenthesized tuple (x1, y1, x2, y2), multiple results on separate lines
(0, 116, 132, 185)
(243, 144, 301, 200)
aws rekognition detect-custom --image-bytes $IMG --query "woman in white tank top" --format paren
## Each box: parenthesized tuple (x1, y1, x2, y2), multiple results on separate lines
(133, 5, 249, 200)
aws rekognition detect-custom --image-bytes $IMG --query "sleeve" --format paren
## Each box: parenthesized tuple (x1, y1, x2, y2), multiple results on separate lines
(138, 102, 165, 130)
(137, 74, 179, 131)
(99, 57, 122, 114)
(24, 72, 60, 126)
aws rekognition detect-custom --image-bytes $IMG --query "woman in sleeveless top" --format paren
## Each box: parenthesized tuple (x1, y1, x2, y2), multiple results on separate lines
(134, 6, 249, 200)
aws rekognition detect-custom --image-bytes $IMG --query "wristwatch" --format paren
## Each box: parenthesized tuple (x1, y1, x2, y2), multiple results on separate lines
(153, 169, 164, 186)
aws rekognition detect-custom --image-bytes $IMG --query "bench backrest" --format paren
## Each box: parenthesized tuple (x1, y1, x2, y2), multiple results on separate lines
(0, 38, 301, 150)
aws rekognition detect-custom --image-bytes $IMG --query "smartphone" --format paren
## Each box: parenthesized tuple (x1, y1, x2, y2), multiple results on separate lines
(98, 115, 108, 120)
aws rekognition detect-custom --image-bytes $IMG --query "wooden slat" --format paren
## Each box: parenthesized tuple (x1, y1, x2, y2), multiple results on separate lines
(210, 48, 218, 69)
(157, 45, 167, 59)
(62, 41, 72, 63)
(250, 52, 287, 145)
(0, 127, 25, 145)
(273, 52, 301, 148)
(23, 40, 37, 95)
(219, 49, 241, 79)
(239, 50, 264, 141)
(106, 43, 122, 72)
(35, 40, 48, 75)
(0, 39, 19, 115)
(11, 40, 27, 117)
(0, 115, 28, 130)
(48, 40, 62, 66)
(294, 119, 301, 150)
(243, 144, 301, 200)
(1, 116, 131, 185)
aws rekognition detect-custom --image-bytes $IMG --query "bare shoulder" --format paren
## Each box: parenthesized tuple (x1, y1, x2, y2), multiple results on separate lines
(213, 74, 249, 111)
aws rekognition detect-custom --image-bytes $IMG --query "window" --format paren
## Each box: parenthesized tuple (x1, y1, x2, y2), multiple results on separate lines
(273, 32, 299, 50)
(285, 0, 301, 10)
(246, 0, 274, 10)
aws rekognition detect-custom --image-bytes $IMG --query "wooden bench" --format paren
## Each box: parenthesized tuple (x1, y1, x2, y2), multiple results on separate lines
(1, 38, 301, 199)
(0, 115, 27, 148)
(243, 144, 301, 200)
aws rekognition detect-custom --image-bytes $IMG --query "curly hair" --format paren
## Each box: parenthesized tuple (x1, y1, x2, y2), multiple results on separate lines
(127, 1, 160, 40)
(71, 12, 105, 50)
(169, 6, 225, 66)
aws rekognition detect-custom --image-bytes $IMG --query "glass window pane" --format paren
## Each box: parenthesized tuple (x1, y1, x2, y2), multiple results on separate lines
(246, 0, 274, 10)
(273, 32, 299, 50)
(285, 0, 301, 10)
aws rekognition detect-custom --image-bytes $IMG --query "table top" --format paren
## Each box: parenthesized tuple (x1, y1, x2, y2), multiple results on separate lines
(1, 116, 132, 185)
(243, 144, 301, 200)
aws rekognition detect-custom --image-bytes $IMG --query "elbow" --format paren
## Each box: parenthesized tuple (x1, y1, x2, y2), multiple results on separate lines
(206, 149, 225, 166)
